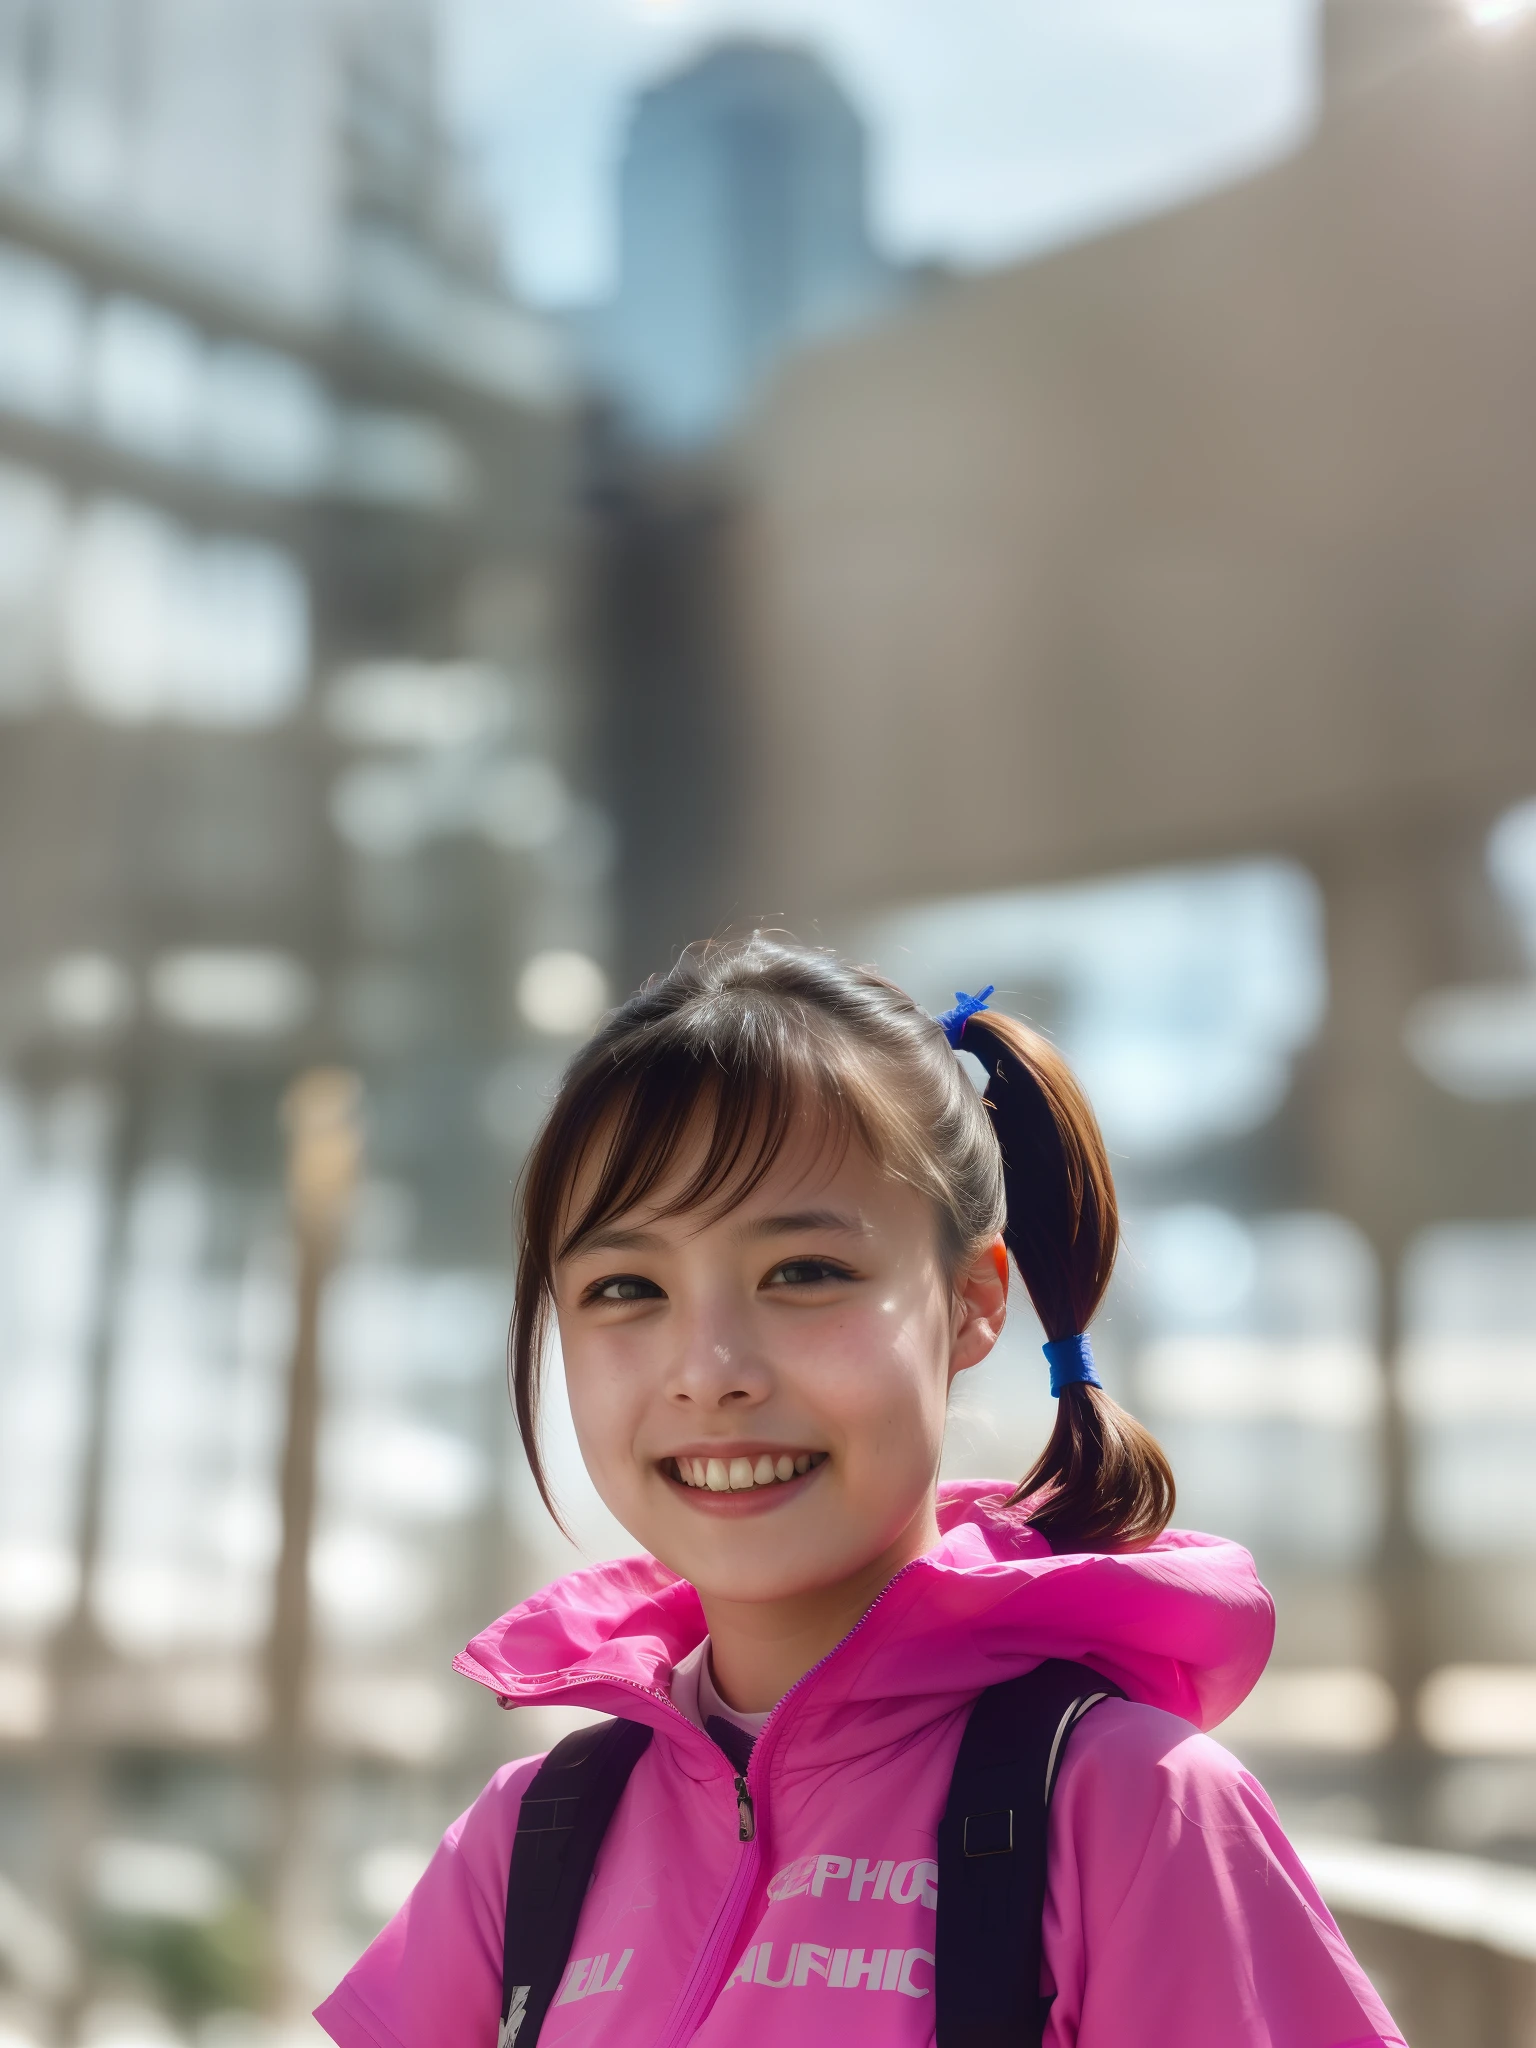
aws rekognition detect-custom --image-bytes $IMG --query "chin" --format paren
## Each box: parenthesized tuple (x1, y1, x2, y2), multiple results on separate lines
(685, 1541, 866, 1602)
(668, 1540, 817, 1594)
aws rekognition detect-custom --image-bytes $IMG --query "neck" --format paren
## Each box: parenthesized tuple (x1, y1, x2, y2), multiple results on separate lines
(700, 1498, 941, 1715)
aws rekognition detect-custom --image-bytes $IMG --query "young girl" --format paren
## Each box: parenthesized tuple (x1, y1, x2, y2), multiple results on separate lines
(317, 936, 1403, 2048)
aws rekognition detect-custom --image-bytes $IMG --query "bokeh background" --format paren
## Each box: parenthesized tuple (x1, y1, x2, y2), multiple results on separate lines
(1, 1, 1535, 2043)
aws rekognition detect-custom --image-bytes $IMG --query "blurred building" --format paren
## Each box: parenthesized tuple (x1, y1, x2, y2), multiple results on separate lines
(588, 38, 899, 446)
(0, 1, 605, 2040)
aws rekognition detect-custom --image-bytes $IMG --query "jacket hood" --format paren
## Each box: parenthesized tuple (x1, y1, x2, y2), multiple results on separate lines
(454, 1480, 1274, 1756)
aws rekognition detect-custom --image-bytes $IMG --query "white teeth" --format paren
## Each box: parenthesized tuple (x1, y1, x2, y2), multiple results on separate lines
(673, 1451, 822, 1490)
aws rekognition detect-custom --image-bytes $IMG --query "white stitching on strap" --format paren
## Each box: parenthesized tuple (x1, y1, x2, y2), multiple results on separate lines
(1042, 1692, 1110, 1805)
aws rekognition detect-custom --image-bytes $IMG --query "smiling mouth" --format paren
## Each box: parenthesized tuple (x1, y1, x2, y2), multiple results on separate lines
(663, 1451, 827, 1493)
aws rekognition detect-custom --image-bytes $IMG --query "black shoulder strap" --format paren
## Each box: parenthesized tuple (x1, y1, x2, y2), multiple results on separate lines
(935, 1658, 1125, 2048)
(499, 1716, 652, 2048)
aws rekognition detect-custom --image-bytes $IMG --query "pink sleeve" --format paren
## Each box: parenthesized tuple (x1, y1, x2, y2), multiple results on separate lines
(1043, 1702, 1405, 2048)
(314, 1754, 543, 2048)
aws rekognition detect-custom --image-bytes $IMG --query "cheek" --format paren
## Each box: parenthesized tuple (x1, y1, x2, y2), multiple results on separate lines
(557, 1317, 646, 1478)
(810, 1279, 953, 1437)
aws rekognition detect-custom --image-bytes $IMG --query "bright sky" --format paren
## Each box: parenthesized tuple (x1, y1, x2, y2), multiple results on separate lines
(443, 0, 1317, 309)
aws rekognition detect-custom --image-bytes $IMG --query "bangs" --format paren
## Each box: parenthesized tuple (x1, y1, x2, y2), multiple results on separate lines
(553, 1012, 891, 1263)
(561, 1011, 876, 1253)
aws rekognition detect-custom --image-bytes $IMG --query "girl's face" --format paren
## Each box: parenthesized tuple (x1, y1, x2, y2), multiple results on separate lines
(553, 1118, 1008, 1610)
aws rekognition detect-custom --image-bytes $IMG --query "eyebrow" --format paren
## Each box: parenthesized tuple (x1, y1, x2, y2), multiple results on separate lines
(564, 1223, 665, 1257)
(739, 1208, 867, 1242)
(563, 1207, 867, 1261)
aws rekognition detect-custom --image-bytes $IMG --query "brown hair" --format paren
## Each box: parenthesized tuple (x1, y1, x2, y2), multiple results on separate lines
(510, 934, 1173, 1552)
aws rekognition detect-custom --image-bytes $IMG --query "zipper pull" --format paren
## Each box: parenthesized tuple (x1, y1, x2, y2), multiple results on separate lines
(735, 1773, 755, 1841)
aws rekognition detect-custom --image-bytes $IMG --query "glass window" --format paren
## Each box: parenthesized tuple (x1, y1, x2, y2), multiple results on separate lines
(89, 295, 204, 463)
(0, 461, 67, 713)
(63, 497, 309, 725)
(205, 342, 334, 494)
(1402, 1223, 1536, 1556)
(0, 240, 86, 421)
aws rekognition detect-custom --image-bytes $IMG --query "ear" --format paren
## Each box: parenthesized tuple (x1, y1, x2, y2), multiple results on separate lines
(949, 1235, 1009, 1381)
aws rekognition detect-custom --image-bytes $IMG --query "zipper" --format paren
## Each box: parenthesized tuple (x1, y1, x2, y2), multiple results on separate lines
(489, 1660, 758, 1843)
(649, 1557, 926, 2048)
(740, 1552, 924, 1772)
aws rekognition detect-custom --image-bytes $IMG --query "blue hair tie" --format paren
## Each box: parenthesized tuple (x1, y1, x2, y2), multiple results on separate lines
(1043, 1333, 1102, 1398)
(936, 985, 994, 1048)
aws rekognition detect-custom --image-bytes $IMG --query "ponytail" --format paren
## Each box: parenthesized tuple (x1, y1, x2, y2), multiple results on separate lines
(959, 1012, 1175, 1554)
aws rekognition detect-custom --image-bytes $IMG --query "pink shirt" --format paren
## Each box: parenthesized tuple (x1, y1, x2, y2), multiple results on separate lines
(316, 1482, 1403, 2048)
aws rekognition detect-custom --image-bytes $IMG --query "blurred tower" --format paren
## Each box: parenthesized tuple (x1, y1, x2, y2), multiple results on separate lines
(598, 39, 896, 445)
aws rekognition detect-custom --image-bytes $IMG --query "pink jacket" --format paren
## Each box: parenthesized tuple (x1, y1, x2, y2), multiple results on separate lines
(317, 1482, 1403, 2048)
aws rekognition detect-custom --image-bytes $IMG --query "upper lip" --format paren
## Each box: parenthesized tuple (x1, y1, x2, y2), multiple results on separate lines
(658, 1441, 823, 1462)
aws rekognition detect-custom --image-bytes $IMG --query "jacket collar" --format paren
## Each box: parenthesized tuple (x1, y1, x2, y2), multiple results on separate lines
(453, 1481, 1274, 1758)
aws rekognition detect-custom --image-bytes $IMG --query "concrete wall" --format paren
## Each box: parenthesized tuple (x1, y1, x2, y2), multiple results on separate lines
(725, 13, 1536, 924)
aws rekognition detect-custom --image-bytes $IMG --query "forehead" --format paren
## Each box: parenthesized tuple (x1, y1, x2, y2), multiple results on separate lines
(554, 1092, 913, 1259)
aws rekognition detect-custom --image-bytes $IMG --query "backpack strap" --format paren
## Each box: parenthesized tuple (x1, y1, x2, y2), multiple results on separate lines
(498, 1716, 653, 2048)
(935, 1658, 1125, 2048)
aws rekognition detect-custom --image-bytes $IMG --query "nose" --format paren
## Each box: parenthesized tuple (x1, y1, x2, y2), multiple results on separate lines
(663, 1295, 771, 1410)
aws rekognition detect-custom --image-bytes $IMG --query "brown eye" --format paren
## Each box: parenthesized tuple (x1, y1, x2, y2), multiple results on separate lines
(767, 1259, 852, 1289)
(586, 1274, 664, 1304)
